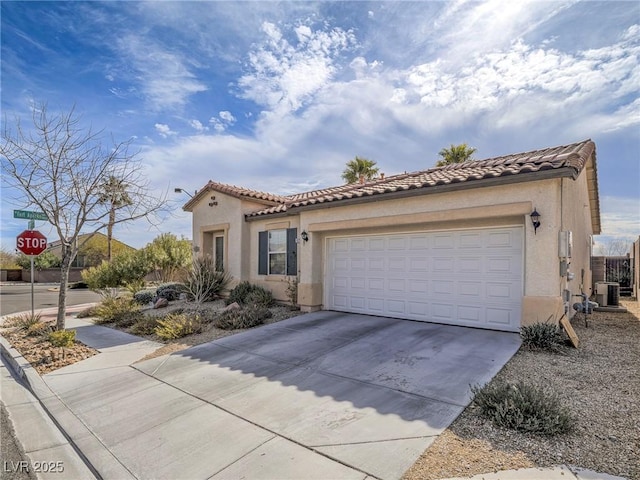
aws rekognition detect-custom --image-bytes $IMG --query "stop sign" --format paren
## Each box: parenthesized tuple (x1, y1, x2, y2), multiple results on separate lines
(16, 230, 48, 256)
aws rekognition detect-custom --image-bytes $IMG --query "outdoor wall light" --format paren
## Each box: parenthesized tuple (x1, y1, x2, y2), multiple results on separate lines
(174, 187, 193, 198)
(530, 208, 541, 234)
(300, 231, 309, 242)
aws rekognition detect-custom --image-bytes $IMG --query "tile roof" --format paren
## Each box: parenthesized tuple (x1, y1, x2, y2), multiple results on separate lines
(183, 140, 597, 220)
(245, 139, 596, 218)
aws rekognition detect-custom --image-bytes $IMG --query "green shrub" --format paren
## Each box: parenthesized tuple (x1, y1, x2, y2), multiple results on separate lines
(154, 313, 203, 340)
(133, 289, 156, 305)
(214, 304, 272, 330)
(130, 316, 160, 336)
(124, 279, 146, 296)
(94, 296, 141, 324)
(183, 256, 231, 304)
(48, 330, 76, 348)
(156, 282, 184, 301)
(227, 281, 274, 306)
(520, 322, 565, 351)
(471, 381, 574, 435)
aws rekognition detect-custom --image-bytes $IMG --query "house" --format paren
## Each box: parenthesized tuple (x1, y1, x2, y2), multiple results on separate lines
(184, 139, 600, 333)
(47, 232, 136, 268)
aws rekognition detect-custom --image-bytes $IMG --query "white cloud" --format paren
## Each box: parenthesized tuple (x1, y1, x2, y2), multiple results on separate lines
(219, 111, 236, 124)
(237, 21, 357, 115)
(115, 34, 207, 111)
(154, 123, 177, 138)
(189, 119, 208, 133)
(208, 111, 237, 133)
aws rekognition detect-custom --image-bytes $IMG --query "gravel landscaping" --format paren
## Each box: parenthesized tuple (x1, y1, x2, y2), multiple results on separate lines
(404, 299, 640, 480)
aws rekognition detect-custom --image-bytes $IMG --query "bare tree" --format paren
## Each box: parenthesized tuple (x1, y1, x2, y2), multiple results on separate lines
(1, 103, 167, 329)
(597, 238, 631, 256)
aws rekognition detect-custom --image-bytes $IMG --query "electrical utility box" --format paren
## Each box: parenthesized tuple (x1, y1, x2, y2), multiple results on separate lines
(558, 231, 573, 258)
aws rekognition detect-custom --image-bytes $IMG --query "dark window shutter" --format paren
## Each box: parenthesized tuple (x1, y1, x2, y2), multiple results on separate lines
(258, 231, 268, 275)
(286, 228, 297, 276)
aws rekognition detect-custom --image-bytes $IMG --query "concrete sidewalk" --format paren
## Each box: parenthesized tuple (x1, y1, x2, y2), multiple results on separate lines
(0, 310, 629, 480)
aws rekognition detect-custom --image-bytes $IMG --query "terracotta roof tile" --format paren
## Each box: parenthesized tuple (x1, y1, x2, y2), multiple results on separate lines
(241, 139, 595, 218)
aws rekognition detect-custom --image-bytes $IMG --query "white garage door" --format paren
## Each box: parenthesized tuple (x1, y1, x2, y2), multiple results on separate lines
(326, 227, 523, 332)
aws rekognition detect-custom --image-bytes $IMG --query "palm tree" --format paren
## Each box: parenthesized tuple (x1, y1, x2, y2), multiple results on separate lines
(341, 156, 380, 184)
(98, 176, 132, 261)
(436, 143, 477, 167)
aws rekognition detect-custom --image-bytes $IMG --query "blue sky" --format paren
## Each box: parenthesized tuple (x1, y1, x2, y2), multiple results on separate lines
(1, 1, 639, 253)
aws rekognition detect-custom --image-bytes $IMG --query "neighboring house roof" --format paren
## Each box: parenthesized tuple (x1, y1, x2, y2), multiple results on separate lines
(47, 232, 136, 251)
(184, 139, 600, 232)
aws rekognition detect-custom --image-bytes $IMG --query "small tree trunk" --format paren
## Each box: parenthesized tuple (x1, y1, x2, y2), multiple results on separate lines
(107, 208, 115, 261)
(56, 245, 73, 330)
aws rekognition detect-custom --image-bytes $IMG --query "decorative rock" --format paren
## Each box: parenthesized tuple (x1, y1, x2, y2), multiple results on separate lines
(154, 297, 169, 309)
(221, 302, 241, 313)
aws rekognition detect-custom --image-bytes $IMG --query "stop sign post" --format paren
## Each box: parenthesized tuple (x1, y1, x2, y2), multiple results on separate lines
(16, 230, 48, 317)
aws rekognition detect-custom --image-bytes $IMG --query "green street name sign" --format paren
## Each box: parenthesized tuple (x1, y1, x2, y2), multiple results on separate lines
(13, 210, 48, 221)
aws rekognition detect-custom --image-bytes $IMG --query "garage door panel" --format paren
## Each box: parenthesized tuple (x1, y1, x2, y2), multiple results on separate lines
(458, 257, 482, 273)
(458, 305, 482, 323)
(459, 232, 482, 248)
(433, 257, 455, 272)
(387, 300, 406, 315)
(409, 236, 428, 250)
(433, 233, 454, 249)
(409, 279, 428, 294)
(432, 303, 455, 320)
(369, 258, 384, 270)
(409, 257, 428, 272)
(326, 227, 522, 332)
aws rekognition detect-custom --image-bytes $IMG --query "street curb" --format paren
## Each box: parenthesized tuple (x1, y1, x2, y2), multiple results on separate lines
(0, 334, 135, 480)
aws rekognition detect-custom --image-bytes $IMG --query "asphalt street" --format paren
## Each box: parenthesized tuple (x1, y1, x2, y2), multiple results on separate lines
(0, 284, 101, 317)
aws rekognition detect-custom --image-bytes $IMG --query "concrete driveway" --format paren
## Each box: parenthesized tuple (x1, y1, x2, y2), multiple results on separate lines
(42, 311, 520, 480)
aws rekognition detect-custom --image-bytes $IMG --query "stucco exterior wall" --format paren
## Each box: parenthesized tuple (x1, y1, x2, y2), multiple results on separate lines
(561, 164, 597, 306)
(190, 192, 278, 288)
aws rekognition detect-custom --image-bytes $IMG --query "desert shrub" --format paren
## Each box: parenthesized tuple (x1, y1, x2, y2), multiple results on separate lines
(214, 304, 272, 330)
(26, 321, 53, 337)
(245, 288, 275, 307)
(286, 278, 298, 308)
(76, 306, 98, 318)
(94, 296, 141, 324)
(5, 312, 43, 330)
(154, 313, 203, 340)
(48, 330, 76, 348)
(133, 289, 156, 305)
(227, 281, 274, 306)
(520, 322, 565, 351)
(156, 282, 184, 302)
(124, 279, 146, 296)
(183, 256, 231, 304)
(471, 381, 574, 435)
(130, 316, 161, 336)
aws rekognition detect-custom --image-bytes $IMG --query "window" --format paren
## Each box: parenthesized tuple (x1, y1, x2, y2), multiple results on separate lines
(267, 230, 286, 274)
(259, 228, 297, 275)
(214, 235, 224, 271)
